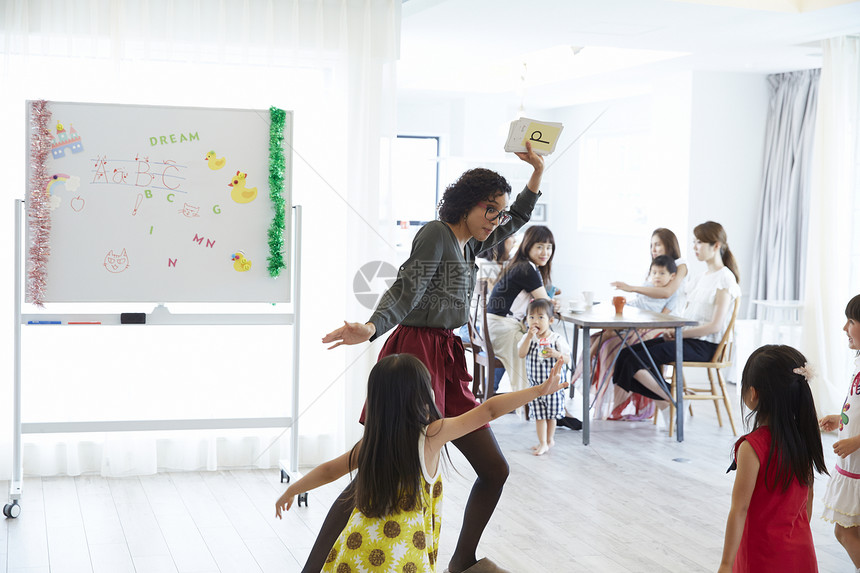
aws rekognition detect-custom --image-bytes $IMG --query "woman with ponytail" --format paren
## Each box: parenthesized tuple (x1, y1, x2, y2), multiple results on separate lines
(612, 221, 741, 418)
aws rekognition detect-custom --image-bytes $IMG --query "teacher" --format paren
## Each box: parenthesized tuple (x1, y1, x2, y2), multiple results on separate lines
(316, 142, 545, 573)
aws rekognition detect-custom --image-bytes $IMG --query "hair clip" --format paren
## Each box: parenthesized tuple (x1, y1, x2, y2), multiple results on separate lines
(793, 363, 814, 381)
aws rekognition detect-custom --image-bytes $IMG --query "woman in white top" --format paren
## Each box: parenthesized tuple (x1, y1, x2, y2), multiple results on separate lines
(612, 221, 741, 409)
(572, 228, 689, 420)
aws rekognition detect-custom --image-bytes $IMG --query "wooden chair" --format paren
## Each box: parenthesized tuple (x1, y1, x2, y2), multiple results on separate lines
(468, 279, 505, 403)
(662, 298, 741, 437)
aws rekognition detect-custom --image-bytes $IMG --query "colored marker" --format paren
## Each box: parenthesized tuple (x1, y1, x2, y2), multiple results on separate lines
(68, 321, 101, 325)
(27, 321, 61, 325)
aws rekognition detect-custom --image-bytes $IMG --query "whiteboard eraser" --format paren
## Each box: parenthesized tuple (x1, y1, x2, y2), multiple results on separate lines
(120, 313, 146, 324)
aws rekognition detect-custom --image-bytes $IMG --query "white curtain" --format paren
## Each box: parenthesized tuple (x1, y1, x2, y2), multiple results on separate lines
(802, 36, 860, 416)
(0, 0, 400, 477)
(748, 70, 819, 318)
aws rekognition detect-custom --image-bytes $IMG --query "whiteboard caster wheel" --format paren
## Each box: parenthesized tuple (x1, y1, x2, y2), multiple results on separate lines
(3, 501, 20, 518)
(280, 469, 289, 484)
(298, 493, 308, 507)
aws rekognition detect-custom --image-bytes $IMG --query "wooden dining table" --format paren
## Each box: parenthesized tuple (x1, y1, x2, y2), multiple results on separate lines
(559, 305, 698, 444)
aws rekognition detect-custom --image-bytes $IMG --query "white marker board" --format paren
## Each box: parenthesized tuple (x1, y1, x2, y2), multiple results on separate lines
(26, 101, 292, 303)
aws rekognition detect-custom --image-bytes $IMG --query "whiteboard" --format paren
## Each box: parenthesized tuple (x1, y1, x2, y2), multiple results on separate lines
(25, 101, 292, 303)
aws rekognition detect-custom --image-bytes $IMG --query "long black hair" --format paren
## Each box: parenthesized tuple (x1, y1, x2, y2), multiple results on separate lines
(348, 354, 442, 518)
(497, 225, 555, 287)
(693, 221, 740, 284)
(739, 345, 828, 490)
(477, 237, 514, 263)
(651, 228, 681, 260)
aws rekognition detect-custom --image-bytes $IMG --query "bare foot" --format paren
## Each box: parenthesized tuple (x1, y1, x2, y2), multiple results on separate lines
(547, 440, 555, 449)
(531, 444, 541, 451)
(533, 444, 549, 456)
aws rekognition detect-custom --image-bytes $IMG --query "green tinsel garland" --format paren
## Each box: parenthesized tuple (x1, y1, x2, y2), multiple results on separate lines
(267, 106, 287, 277)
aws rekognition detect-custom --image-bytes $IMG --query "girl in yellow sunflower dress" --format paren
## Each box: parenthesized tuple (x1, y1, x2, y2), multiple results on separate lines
(276, 353, 567, 573)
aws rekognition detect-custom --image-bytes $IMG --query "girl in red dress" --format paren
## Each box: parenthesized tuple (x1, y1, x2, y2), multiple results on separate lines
(719, 345, 829, 572)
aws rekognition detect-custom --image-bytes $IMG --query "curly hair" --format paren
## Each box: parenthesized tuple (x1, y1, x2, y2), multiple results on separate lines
(437, 168, 512, 223)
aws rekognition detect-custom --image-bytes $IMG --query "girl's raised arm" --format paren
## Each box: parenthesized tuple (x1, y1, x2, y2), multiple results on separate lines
(275, 442, 361, 518)
(426, 360, 568, 453)
(718, 441, 759, 572)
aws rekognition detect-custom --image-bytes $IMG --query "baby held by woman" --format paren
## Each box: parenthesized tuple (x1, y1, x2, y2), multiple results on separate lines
(626, 255, 679, 314)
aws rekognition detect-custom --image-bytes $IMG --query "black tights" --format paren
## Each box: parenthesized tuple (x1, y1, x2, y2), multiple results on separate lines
(300, 426, 509, 573)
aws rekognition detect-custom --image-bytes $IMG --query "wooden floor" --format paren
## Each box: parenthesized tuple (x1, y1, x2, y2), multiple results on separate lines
(1, 394, 855, 572)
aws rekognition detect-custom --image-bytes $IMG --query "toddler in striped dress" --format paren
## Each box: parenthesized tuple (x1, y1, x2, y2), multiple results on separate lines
(518, 298, 571, 455)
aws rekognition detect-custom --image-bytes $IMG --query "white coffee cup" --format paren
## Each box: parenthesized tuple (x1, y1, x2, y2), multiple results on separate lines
(582, 291, 595, 308)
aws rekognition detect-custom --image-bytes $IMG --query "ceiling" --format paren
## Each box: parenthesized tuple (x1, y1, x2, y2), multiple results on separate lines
(399, 0, 860, 108)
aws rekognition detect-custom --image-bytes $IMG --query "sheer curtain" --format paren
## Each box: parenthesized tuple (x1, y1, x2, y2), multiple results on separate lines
(802, 36, 860, 416)
(748, 70, 819, 317)
(0, 0, 400, 477)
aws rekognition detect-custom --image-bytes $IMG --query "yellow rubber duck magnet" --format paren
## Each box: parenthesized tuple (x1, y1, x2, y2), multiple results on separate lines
(205, 151, 226, 170)
(228, 171, 258, 204)
(231, 251, 252, 272)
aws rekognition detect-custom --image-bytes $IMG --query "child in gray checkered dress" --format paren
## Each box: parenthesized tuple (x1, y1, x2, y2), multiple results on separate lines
(518, 298, 571, 455)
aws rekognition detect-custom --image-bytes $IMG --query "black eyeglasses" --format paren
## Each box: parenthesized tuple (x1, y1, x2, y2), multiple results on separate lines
(478, 203, 512, 226)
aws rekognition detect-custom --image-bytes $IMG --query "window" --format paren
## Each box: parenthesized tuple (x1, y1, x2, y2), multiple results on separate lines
(577, 131, 653, 235)
(391, 135, 440, 224)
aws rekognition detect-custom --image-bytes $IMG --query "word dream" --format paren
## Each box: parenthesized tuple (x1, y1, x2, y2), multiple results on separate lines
(150, 132, 200, 146)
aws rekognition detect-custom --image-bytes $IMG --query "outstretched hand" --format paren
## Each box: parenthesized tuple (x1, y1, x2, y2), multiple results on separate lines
(275, 487, 296, 519)
(536, 359, 568, 397)
(610, 281, 632, 292)
(322, 321, 375, 350)
(819, 414, 841, 432)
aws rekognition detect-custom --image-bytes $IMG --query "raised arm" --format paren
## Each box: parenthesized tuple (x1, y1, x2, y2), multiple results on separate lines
(426, 360, 567, 455)
(718, 441, 759, 572)
(611, 264, 688, 299)
(518, 326, 538, 359)
(275, 443, 360, 518)
(514, 141, 545, 194)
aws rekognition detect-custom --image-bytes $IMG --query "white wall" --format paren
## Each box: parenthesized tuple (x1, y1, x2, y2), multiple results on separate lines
(687, 72, 771, 313)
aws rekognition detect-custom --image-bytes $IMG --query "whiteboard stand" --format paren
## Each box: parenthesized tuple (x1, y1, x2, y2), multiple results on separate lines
(5, 200, 303, 519)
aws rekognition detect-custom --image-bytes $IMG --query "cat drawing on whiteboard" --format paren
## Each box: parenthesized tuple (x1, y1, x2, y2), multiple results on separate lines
(179, 203, 200, 218)
(103, 249, 130, 273)
(228, 171, 257, 204)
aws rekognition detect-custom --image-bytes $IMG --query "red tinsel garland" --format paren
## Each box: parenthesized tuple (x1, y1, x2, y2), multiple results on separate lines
(27, 100, 52, 307)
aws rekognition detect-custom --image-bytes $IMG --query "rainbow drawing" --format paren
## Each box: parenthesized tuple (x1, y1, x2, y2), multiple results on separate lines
(45, 173, 70, 195)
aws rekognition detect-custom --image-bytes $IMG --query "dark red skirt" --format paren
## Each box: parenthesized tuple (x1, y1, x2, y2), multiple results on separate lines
(359, 325, 483, 426)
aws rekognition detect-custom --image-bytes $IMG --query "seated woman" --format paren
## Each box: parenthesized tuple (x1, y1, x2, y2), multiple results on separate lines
(573, 228, 688, 421)
(612, 221, 740, 420)
(486, 225, 557, 392)
(478, 236, 516, 291)
(461, 235, 516, 391)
